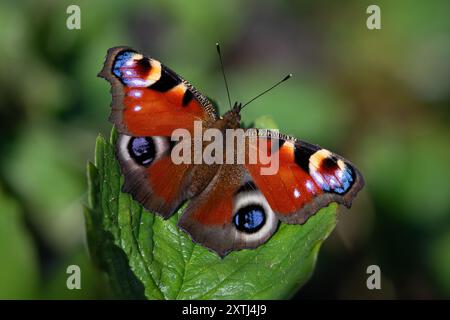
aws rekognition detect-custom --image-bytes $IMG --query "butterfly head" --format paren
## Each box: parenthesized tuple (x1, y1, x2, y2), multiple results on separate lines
(222, 102, 242, 128)
(232, 101, 243, 113)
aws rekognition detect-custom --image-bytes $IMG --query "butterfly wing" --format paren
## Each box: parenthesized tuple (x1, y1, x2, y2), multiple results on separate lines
(178, 164, 280, 257)
(245, 134, 364, 224)
(115, 134, 189, 218)
(178, 133, 364, 257)
(99, 46, 217, 136)
(101, 47, 218, 218)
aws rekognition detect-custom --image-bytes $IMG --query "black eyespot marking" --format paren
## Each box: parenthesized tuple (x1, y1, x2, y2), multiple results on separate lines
(150, 66, 181, 92)
(294, 142, 321, 173)
(135, 57, 152, 77)
(182, 89, 193, 106)
(235, 181, 257, 194)
(233, 204, 266, 233)
(277, 139, 286, 150)
(321, 156, 338, 170)
(127, 137, 155, 166)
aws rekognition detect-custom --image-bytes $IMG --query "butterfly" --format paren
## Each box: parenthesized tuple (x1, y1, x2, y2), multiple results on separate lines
(98, 46, 364, 257)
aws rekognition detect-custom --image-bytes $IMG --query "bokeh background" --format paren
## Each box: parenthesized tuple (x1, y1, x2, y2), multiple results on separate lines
(0, 0, 449, 299)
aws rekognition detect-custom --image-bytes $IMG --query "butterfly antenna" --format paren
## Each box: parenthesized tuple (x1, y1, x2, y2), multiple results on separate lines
(240, 73, 292, 110)
(216, 43, 232, 110)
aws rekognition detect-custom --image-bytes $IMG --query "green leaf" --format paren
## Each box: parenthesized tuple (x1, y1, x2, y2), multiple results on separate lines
(85, 128, 337, 299)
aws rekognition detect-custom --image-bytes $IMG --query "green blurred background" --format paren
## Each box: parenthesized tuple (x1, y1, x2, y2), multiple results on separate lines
(0, 0, 449, 299)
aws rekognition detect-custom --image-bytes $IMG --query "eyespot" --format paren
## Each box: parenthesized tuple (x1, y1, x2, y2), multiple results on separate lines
(231, 183, 278, 244)
(117, 135, 172, 168)
(112, 50, 159, 87)
(127, 137, 155, 166)
(233, 204, 266, 233)
(113, 51, 137, 79)
(308, 150, 355, 195)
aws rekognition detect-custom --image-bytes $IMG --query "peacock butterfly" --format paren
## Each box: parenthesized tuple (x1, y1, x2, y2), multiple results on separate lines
(98, 46, 364, 257)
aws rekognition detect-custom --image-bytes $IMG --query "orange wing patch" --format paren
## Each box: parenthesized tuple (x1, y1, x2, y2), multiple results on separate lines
(146, 157, 191, 204)
(245, 140, 323, 214)
(122, 85, 208, 136)
(99, 46, 216, 136)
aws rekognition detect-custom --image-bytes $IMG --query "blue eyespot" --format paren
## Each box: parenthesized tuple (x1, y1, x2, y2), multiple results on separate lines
(112, 50, 152, 87)
(113, 51, 135, 79)
(233, 205, 266, 233)
(332, 167, 354, 194)
(312, 165, 355, 195)
(127, 137, 155, 166)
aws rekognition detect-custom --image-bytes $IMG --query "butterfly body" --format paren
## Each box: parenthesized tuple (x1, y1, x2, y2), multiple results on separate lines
(99, 46, 364, 257)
